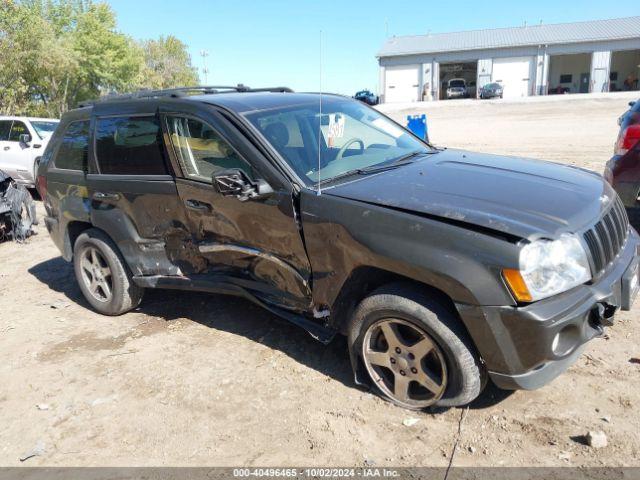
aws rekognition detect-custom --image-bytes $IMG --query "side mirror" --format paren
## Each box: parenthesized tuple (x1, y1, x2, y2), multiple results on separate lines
(212, 168, 273, 202)
(19, 133, 31, 145)
(630, 101, 637, 107)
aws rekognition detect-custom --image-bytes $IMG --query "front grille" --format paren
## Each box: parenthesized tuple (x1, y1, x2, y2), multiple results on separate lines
(583, 196, 629, 276)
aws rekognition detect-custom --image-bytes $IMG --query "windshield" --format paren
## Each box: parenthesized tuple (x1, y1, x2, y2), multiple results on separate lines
(449, 80, 465, 88)
(31, 120, 59, 139)
(245, 97, 434, 186)
(486, 83, 501, 89)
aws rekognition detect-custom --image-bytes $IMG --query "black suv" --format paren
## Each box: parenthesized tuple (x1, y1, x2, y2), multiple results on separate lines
(39, 86, 640, 410)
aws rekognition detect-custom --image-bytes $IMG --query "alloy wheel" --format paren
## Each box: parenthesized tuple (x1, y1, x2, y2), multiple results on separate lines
(80, 246, 113, 303)
(362, 318, 447, 408)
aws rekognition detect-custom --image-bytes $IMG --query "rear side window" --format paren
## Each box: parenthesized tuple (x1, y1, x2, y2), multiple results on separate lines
(0, 121, 11, 141)
(8, 121, 28, 141)
(95, 116, 168, 175)
(54, 121, 90, 171)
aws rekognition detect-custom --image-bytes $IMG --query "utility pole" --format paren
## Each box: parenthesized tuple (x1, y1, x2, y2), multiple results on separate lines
(200, 50, 210, 84)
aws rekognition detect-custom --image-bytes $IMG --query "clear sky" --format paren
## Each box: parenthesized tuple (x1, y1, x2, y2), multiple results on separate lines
(107, 0, 639, 95)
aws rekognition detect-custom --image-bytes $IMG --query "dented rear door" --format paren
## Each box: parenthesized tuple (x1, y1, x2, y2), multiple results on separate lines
(87, 108, 190, 277)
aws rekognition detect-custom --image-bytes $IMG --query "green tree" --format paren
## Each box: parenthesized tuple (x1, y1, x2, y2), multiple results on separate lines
(0, 0, 197, 117)
(140, 35, 199, 90)
(0, 0, 42, 114)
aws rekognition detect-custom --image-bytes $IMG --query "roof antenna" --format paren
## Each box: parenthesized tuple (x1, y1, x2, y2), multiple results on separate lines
(317, 29, 323, 196)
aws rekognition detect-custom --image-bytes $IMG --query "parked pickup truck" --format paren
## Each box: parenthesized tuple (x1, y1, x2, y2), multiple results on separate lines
(446, 78, 468, 99)
(0, 116, 59, 187)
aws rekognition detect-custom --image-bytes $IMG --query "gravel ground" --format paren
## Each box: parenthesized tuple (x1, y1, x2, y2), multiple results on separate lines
(1, 92, 639, 467)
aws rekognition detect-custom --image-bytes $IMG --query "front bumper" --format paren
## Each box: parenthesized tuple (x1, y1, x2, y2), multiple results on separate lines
(458, 228, 640, 390)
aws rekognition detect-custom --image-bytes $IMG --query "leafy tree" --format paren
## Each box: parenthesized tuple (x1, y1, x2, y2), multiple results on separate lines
(0, 0, 198, 117)
(0, 0, 41, 114)
(141, 36, 199, 90)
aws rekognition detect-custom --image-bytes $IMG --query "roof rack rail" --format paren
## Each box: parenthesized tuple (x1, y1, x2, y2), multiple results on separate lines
(77, 84, 294, 107)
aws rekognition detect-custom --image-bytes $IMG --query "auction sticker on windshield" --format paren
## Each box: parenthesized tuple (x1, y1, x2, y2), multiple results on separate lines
(327, 114, 346, 139)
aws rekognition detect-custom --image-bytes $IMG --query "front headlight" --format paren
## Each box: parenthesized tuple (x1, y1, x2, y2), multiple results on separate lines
(503, 234, 592, 302)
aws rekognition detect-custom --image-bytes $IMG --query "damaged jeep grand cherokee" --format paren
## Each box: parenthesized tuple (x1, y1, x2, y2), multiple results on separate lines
(38, 86, 640, 410)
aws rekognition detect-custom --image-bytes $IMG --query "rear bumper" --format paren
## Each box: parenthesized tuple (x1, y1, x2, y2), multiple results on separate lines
(458, 228, 640, 391)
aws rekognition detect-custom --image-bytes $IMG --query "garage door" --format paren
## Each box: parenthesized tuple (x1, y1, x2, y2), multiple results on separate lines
(385, 65, 420, 103)
(492, 57, 534, 99)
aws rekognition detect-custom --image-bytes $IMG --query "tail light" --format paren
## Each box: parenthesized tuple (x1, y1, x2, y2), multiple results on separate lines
(615, 124, 640, 156)
(36, 174, 47, 198)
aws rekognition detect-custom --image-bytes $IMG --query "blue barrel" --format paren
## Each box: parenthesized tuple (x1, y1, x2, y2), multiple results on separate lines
(406, 114, 429, 142)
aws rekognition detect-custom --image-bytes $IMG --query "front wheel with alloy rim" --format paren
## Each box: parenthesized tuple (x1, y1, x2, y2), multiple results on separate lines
(348, 284, 486, 409)
(73, 228, 144, 315)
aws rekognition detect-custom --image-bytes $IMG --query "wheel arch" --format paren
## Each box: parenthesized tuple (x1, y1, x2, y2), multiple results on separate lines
(63, 221, 99, 261)
(331, 266, 466, 337)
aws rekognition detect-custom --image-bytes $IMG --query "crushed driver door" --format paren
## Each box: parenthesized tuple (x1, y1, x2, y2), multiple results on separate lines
(158, 103, 312, 312)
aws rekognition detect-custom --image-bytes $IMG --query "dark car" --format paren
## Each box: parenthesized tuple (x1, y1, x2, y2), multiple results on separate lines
(354, 90, 378, 105)
(479, 82, 504, 99)
(605, 100, 640, 225)
(38, 86, 640, 410)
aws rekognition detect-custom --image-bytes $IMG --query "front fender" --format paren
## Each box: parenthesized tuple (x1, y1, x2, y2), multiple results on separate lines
(300, 190, 520, 311)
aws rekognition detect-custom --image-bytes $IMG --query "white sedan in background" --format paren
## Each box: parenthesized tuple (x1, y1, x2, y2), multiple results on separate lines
(0, 116, 59, 187)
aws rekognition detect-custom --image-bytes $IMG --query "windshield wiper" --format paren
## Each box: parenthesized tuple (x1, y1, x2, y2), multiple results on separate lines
(317, 160, 415, 186)
(317, 150, 439, 186)
(389, 150, 426, 164)
(317, 168, 369, 186)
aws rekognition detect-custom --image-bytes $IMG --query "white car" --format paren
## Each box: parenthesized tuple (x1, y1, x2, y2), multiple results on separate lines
(445, 78, 468, 99)
(0, 116, 59, 187)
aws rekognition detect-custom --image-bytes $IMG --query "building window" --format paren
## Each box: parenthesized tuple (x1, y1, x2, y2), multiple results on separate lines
(559, 74, 573, 84)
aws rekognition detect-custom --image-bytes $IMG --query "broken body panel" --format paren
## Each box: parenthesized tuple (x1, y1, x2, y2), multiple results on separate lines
(0, 169, 36, 241)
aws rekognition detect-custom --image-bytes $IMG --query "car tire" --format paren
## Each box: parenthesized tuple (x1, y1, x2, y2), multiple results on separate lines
(73, 228, 144, 315)
(348, 283, 485, 409)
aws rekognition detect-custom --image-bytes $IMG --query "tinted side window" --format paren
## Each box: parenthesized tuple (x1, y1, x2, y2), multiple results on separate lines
(165, 116, 253, 181)
(0, 121, 11, 141)
(8, 121, 28, 141)
(53, 121, 90, 171)
(95, 116, 168, 175)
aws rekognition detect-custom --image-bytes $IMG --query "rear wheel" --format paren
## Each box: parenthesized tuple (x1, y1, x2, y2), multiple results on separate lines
(73, 229, 144, 315)
(348, 284, 485, 409)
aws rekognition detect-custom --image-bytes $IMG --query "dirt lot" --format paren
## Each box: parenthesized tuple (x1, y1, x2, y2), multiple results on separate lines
(1, 93, 639, 467)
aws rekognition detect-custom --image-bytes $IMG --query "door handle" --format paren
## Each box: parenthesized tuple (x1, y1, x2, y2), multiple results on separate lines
(185, 199, 211, 211)
(93, 192, 120, 201)
(3, 146, 9, 151)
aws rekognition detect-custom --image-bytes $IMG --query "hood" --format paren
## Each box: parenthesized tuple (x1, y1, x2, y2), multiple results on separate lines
(326, 149, 613, 240)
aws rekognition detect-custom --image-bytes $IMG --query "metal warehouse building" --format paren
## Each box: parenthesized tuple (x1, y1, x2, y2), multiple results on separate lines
(377, 16, 640, 103)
